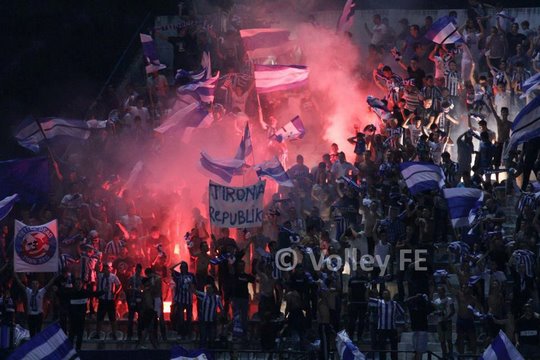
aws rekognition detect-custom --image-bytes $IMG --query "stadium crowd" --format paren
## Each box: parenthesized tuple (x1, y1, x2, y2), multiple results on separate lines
(2, 1, 540, 359)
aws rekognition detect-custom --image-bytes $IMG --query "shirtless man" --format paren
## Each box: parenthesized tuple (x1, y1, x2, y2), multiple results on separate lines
(455, 284, 480, 355)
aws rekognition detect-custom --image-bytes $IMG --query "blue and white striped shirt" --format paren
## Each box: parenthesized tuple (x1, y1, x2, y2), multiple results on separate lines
(369, 298, 405, 330)
(196, 292, 223, 322)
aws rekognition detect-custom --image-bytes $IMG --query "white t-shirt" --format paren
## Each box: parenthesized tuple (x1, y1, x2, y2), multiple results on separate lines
(371, 24, 388, 45)
(26, 288, 47, 315)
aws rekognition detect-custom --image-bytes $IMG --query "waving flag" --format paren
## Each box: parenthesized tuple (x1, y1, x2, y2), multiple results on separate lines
(154, 102, 211, 135)
(15, 118, 94, 153)
(425, 16, 463, 44)
(140, 33, 166, 74)
(254, 64, 309, 94)
(400, 162, 445, 195)
(336, 330, 365, 360)
(175, 67, 208, 84)
(200, 152, 246, 184)
(367, 96, 393, 122)
(272, 115, 306, 143)
(7, 323, 79, 360)
(177, 71, 220, 103)
(480, 330, 524, 360)
(0, 194, 19, 221)
(337, 0, 356, 34)
(235, 122, 253, 161)
(443, 188, 484, 228)
(255, 157, 293, 187)
(240, 28, 293, 59)
(505, 95, 540, 158)
(171, 345, 211, 360)
(521, 72, 540, 98)
(0, 157, 49, 205)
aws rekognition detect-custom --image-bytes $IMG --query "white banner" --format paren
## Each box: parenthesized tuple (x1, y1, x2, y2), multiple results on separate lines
(209, 180, 266, 228)
(14, 220, 58, 273)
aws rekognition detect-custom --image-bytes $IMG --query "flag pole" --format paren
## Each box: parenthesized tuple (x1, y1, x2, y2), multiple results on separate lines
(34, 118, 63, 181)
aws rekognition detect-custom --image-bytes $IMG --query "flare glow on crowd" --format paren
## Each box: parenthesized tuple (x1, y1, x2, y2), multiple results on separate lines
(2, 0, 540, 359)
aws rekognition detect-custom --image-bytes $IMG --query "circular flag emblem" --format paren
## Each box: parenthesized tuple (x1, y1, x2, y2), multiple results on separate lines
(15, 226, 57, 265)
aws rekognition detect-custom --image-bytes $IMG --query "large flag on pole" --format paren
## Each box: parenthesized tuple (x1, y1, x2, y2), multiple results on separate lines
(443, 188, 484, 228)
(271, 115, 306, 143)
(479, 330, 524, 360)
(400, 162, 445, 195)
(239, 28, 294, 59)
(14, 220, 58, 273)
(425, 16, 463, 44)
(200, 152, 246, 184)
(154, 102, 213, 141)
(7, 323, 79, 360)
(254, 64, 309, 94)
(177, 71, 220, 103)
(0, 194, 19, 222)
(255, 157, 294, 187)
(337, 0, 356, 33)
(504, 94, 540, 158)
(336, 330, 365, 360)
(0, 157, 49, 204)
(15, 118, 95, 153)
(140, 33, 166, 74)
(235, 122, 253, 161)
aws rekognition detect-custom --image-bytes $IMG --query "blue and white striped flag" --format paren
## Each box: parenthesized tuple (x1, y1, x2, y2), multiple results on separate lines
(521, 72, 540, 98)
(254, 65, 309, 94)
(140, 33, 166, 74)
(240, 28, 293, 59)
(8, 323, 79, 360)
(425, 16, 463, 44)
(400, 162, 445, 195)
(171, 345, 212, 359)
(175, 67, 208, 84)
(272, 115, 306, 143)
(199, 152, 246, 184)
(235, 122, 253, 161)
(443, 188, 484, 228)
(480, 330, 524, 360)
(154, 102, 213, 143)
(15, 118, 94, 153)
(0, 194, 19, 221)
(177, 71, 220, 103)
(336, 330, 365, 360)
(505, 94, 540, 158)
(255, 157, 294, 187)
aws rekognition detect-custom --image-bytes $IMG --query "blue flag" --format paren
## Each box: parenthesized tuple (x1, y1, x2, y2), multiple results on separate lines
(0, 157, 49, 205)
(0, 194, 19, 221)
(8, 323, 79, 360)
(171, 345, 212, 360)
(235, 122, 253, 161)
(425, 16, 463, 44)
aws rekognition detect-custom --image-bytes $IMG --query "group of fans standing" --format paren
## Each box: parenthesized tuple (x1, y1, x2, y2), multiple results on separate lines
(2, 1, 540, 359)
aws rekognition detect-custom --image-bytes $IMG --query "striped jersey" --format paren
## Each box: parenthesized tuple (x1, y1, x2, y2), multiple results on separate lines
(196, 291, 223, 322)
(97, 273, 121, 300)
(80, 254, 99, 283)
(369, 298, 405, 330)
(517, 192, 539, 213)
(105, 240, 125, 258)
(444, 70, 460, 96)
(403, 90, 422, 112)
(172, 271, 195, 304)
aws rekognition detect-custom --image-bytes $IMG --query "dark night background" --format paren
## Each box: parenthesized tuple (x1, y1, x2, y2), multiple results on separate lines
(1, 0, 538, 160)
